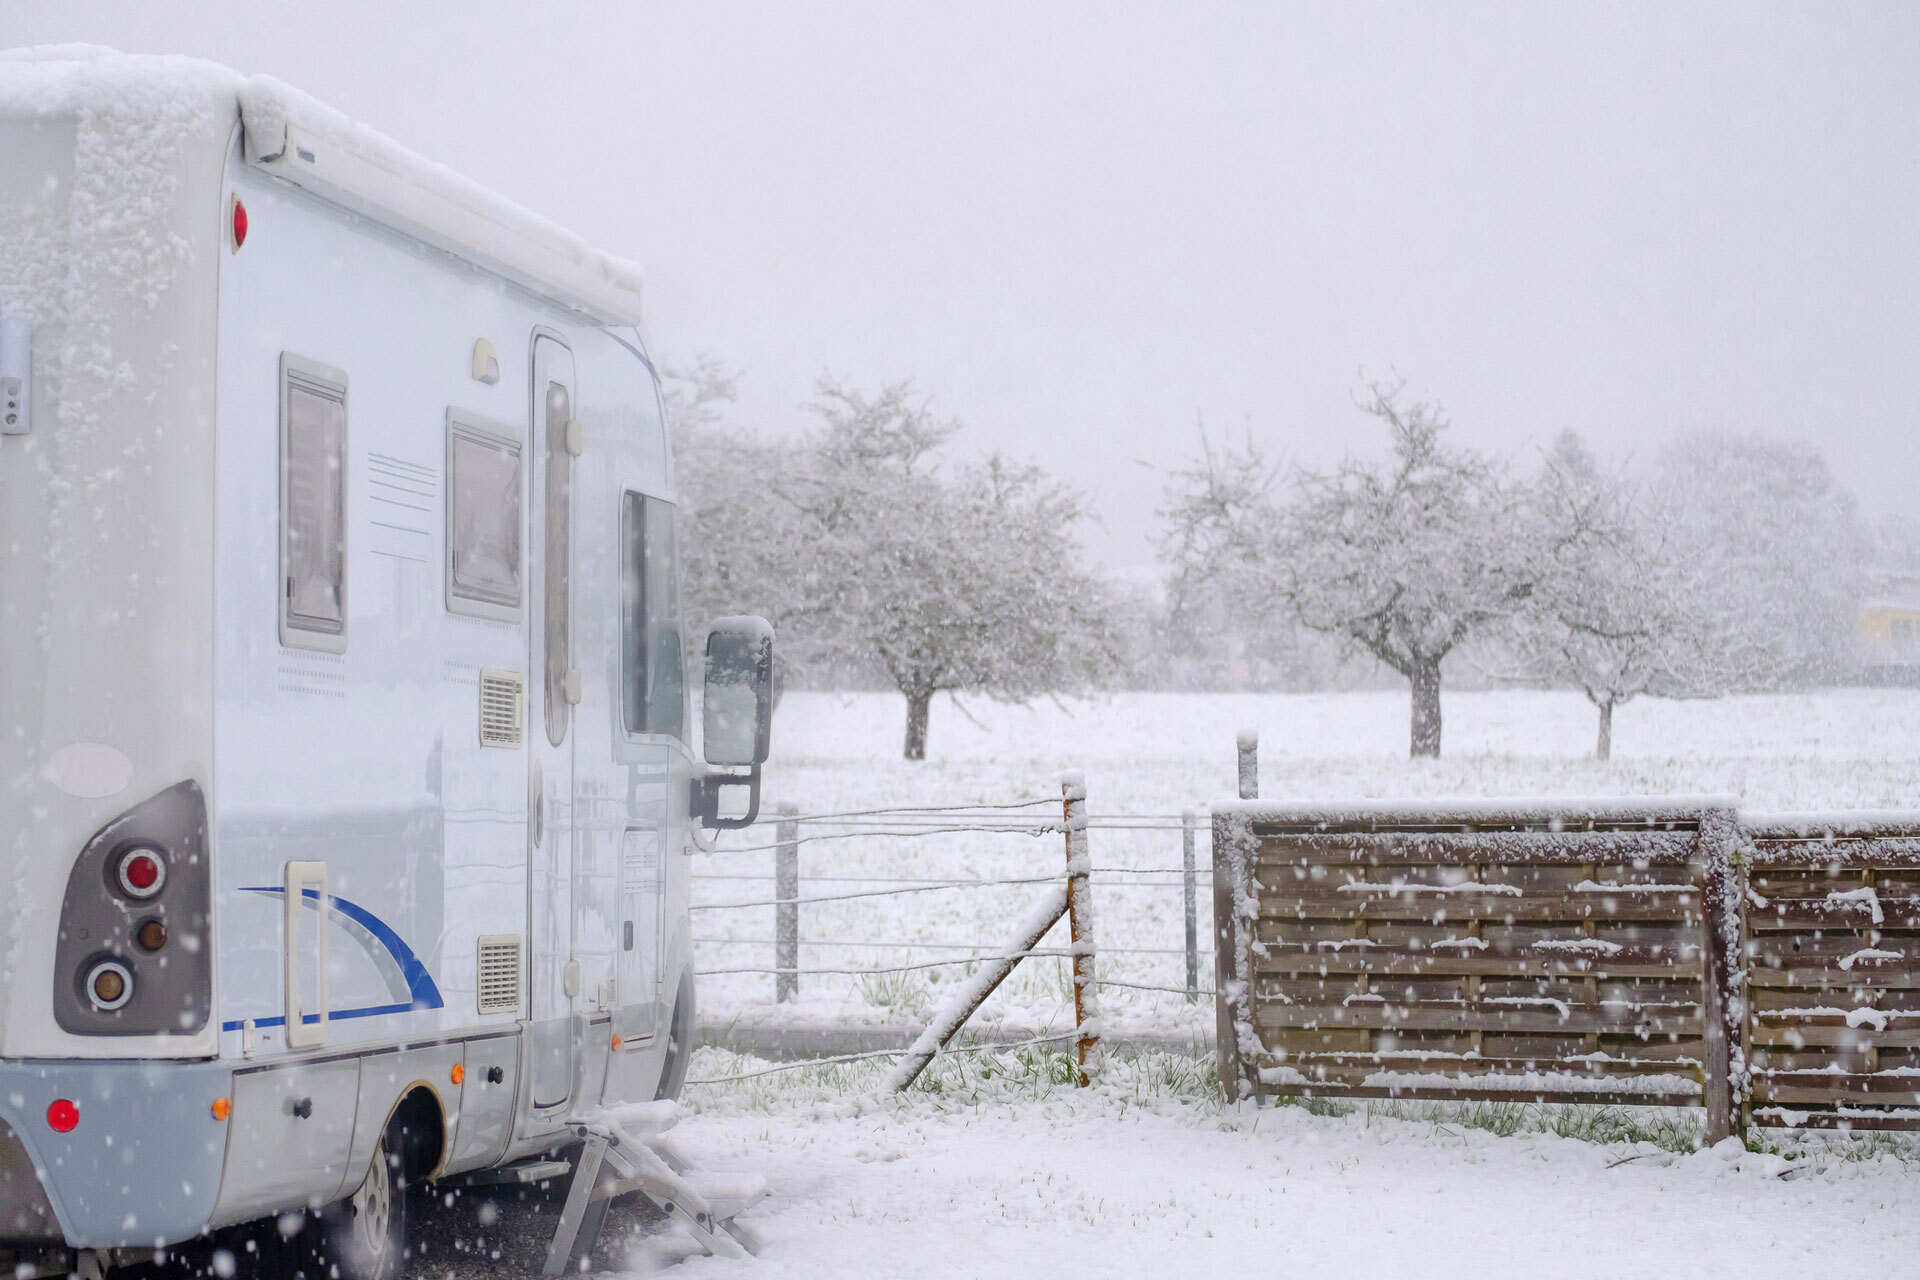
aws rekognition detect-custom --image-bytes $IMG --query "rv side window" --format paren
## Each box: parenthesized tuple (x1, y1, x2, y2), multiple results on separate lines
(621, 492, 686, 741)
(279, 355, 349, 652)
(445, 412, 524, 621)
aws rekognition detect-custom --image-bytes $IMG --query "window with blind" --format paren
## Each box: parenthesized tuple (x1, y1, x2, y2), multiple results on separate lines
(279, 354, 349, 652)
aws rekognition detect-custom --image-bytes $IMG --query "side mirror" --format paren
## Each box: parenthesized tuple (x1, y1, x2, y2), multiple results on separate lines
(694, 616, 773, 830)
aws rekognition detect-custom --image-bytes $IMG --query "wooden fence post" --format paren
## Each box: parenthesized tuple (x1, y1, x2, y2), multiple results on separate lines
(1183, 808, 1199, 1003)
(1212, 808, 1253, 1101)
(1062, 771, 1100, 1085)
(1236, 729, 1259, 800)
(775, 802, 799, 1004)
(1699, 805, 1746, 1145)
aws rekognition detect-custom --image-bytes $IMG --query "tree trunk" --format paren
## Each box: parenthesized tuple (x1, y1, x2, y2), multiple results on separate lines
(1595, 698, 1614, 762)
(904, 690, 932, 760)
(1409, 661, 1442, 758)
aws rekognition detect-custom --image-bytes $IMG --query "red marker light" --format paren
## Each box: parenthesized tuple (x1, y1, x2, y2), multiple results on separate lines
(46, 1100, 77, 1133)
(230, 196, 248, 252)
(117, 847, 165, 898)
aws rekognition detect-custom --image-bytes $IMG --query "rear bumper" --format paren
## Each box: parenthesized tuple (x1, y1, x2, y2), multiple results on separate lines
(0, 1058, 233, 1248)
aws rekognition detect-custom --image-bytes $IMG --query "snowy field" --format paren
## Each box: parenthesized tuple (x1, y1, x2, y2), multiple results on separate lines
(623, 689, 1920, 1279)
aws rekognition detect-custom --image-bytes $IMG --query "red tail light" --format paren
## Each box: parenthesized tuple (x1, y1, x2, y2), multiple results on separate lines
(117, 846, 165, 899)
(230, 196, 248, 252)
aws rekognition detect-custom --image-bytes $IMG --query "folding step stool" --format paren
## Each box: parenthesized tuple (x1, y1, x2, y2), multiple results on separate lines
(541, 1108, 767, 1274)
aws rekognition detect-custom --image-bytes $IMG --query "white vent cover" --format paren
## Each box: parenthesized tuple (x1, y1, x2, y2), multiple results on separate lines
(478, 669, 523, 747)
(476, 934, 522, 1013)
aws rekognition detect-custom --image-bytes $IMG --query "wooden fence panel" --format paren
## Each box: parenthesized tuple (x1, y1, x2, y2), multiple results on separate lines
(1215, 802, 1743, 1139)
(1745, 817, 1920, 1132)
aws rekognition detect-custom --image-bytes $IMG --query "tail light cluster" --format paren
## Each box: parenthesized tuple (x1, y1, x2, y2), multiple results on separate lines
(54, 782, 212, 1037)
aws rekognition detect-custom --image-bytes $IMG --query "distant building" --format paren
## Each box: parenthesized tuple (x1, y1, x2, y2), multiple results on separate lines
(1859, 590, 1920, 686)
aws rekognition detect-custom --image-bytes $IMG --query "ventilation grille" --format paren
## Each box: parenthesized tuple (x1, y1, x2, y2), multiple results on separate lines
(476, 934, 522, 1013)
(478, 669, 523, 747)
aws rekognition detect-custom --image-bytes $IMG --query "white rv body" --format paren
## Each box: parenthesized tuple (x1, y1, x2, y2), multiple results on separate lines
(0, 49, 704, 1251)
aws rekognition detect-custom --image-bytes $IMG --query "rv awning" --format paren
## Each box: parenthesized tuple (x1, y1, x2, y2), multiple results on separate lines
(238, 77, 645, 328)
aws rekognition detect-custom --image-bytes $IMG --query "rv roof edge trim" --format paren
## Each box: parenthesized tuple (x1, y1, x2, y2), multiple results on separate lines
(236, 75, 647, 328)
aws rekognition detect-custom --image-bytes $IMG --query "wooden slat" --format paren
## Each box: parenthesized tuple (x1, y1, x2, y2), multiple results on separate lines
(1750, 1024, 1920, 1049)
(1252, 948, 1691, 979)
(1253, 832, 1698, 865)
(1746, 960, 1920, 987)
(1252, 1083, 1705, 1106)
(1252, 1003, 1700, 1036)
(1752, 1081, 1920, 1106)
(1256, 891, 1701, 924)
(1749, 837, 1920, 863)
(1747, 899, 1920, 929)
(1750, 1110, 1920, 1132)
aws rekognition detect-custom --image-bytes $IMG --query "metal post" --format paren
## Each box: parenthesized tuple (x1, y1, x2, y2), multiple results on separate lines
(1182, 808, 1198, 1003)
(1236, 728, 1258, 800)
(1062, 771, 1100, 1085)
(775, 802, 799, 1004)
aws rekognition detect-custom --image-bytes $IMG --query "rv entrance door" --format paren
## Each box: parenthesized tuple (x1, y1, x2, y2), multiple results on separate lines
(527, 332, 579, 1111)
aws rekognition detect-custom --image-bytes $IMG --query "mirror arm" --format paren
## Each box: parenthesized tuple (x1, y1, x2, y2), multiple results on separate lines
(692, 766, 762, 832)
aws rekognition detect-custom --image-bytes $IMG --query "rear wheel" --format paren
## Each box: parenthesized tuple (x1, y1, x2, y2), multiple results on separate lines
(303, 1131, 407, 1280)
(655, 968, 696, 1100)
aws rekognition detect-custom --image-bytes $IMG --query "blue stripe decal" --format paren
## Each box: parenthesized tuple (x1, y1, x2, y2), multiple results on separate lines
(220, 887, 445, 1033)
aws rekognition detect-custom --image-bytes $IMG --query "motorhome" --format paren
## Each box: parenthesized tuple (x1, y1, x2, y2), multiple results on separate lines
(0, 47, 771, 1278)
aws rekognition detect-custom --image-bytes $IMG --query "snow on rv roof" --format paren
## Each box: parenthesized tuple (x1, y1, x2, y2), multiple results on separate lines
(0, 46, 645, 326)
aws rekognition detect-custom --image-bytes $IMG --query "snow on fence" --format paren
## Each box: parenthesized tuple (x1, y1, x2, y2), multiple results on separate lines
(1215, 799, 1920, 1141)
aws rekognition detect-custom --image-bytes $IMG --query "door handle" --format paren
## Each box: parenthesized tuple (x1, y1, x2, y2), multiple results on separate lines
(291, 1097, 313, 1120)
(531, 762, 544, 847)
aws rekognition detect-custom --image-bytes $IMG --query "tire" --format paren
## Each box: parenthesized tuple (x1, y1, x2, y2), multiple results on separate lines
(655, 968, 696, 1100)
(303, 1130, 407, 1280)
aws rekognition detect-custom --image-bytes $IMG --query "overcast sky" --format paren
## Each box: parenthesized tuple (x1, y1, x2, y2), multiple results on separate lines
(9, 1, 1917, 569)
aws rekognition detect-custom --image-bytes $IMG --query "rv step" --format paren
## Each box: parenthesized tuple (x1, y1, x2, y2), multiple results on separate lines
(447, 1158, 572, 1187)
(541, 1120, 766, 1273)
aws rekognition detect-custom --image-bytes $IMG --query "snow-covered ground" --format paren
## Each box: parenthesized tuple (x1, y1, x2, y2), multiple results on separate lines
(696, 688, 1920, 1043)
(643, 1053, 1920, 1279)
(633, 689, 1920, 1278)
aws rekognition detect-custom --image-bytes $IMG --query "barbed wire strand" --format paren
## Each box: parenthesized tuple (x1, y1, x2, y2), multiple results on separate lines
(690, 875, 1063, 910)
(752, 798, 1065, 824)
(695, 948, 1078, 977)
(1096, 978, 1219, 997)
(705, 824, 1067, 854)
(694, 939, 1208, 956)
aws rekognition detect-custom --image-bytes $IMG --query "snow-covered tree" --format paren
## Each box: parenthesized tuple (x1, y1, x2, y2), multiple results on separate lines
(670, 366, 1116, 757)
(1163, 383, 1530, 757)
(797, 380, 1117, 758)
(1650, 431, 1865, 689)
(1506, 433, 1713, 759)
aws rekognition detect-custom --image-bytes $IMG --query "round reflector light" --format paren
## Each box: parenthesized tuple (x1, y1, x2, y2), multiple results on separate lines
(86, 960, 133, 1011)
(46, 1100, 78, 1134)
(117, 846, 165, 899)
(230, 196, 248, 252)
(136, 919, 167, 952)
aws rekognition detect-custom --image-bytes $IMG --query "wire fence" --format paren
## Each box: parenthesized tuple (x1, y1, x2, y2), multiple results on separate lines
(689, 788, 1217, 1038)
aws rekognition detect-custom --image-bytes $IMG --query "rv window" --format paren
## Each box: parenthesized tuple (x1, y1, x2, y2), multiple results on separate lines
(621, 492, 686, 741)
(279, 356, 348, 652)
(446, 413, 523, 620)
(543, 380, 572, 746)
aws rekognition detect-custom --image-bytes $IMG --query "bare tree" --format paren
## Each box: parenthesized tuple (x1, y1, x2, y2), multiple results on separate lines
(1649, 431, 1865, 689)
(1506, 433, 1710, 759)
(1162, 382, 1529, 757)
(671, 367, 1116, 758)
